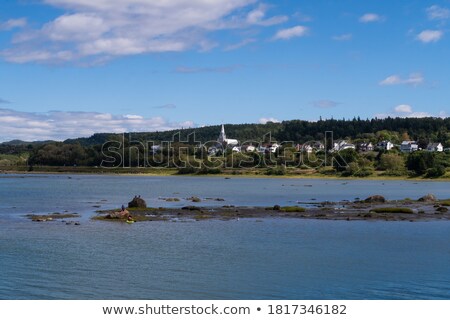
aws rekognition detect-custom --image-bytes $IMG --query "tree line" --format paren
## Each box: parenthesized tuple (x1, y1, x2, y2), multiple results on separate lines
(1, 117, 449, 177)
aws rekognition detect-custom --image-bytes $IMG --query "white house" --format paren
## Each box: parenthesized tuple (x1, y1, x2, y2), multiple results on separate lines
(358, 142, 374, 152)
(150, 145, 161, 154)
(245, 145, 256, 152)
(208, 146, 218, 156)
(302, 145, 313, 153)
(400, 141, 418, 153)
(231, 146, 241, 152)
(378, 140, 394, 151)
(332, 140, 355, 152)
(300, 142, 324, 153)
(313, 142, 325, 151)
(426, 143, 443, 152)
(269, 143, 280, 153)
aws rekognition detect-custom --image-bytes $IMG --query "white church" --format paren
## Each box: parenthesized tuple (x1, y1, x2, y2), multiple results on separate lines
(218, 124, 239, 147)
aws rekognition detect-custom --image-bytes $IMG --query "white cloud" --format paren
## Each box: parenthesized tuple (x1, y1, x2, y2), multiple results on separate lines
(273, 25, 308, 40)
(0, 108, 194, 141)
(259, 117, 280, 124)
(0, 18, 27, 31)
(43, 13, 110, 42)
(293, 11, 313, 22)
(123, 114, 144, 120)
(379, 73, 424, 86)
(224, 38, 256, 51)
(417, 30, 443, 43)
(375, 104, 437, 119)
(332, 33, 352, 41)
(394, 104, 412, 113)
(2, 0, 292, 64)
(426, 5, 450, 20)
(246, 4, 288, 26)
(359, 13, 383, 23)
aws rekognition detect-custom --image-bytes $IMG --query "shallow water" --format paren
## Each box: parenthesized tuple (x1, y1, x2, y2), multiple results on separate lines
(0, 174, 449, 299)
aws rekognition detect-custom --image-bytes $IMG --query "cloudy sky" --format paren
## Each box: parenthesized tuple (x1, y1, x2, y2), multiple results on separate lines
(0, 0, 449, 141)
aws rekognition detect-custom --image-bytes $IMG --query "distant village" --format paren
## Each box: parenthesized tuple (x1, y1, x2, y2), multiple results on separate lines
(204, 125, 446, 156)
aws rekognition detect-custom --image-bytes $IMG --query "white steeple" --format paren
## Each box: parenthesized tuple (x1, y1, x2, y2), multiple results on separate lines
(218, 124, 226, 143)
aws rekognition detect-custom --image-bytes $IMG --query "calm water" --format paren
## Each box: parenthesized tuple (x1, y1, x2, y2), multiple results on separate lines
(0, 174, 449, 299)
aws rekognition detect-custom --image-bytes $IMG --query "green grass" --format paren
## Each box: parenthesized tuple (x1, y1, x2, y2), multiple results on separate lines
(440, 200, 450, 206)
(279, 206, 306, 213)
(370, 207, 414, 214)
(0, 153, 28, 166)
(1, 164, 450, 182)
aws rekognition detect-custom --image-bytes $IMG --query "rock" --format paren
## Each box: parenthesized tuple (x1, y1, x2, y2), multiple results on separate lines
(189, 197, 201, 203)
(436, 206, 448, 213)
(273, 205, 281, 211)
(364, 195, 386, 203)
(128, 196, 147, 208)
(418, 194, 436, 202)
(182, 206, 201, 211)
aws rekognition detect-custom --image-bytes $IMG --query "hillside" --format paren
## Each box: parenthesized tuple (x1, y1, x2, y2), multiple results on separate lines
(62, 117, 450, 146)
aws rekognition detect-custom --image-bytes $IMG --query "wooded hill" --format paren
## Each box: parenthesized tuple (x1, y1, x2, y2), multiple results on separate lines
(64, 117, 450, 147)
(1, 117, 449, 173)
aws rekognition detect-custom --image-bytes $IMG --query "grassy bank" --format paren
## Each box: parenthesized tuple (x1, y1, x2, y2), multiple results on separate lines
(1, 165, 450, 181)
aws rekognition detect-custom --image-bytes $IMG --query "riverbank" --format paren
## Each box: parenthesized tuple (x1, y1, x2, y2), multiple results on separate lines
(2, 165, 450, 181)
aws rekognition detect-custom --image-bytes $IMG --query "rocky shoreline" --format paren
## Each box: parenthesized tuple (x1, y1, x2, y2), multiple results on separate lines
(25, 194, 450, 224)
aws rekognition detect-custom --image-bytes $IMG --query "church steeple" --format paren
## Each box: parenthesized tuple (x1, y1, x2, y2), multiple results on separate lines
(218, 124, 226, 143)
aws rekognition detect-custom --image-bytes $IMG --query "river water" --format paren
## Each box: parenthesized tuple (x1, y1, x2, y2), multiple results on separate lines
(0, 174, 449, 299)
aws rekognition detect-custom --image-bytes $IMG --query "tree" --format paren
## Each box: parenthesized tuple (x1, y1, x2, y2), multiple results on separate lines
(342, 158, 374, 177)
(406, 151, 435, 175)
(379, 153, 406, 175)
(332, 149, 359, 172)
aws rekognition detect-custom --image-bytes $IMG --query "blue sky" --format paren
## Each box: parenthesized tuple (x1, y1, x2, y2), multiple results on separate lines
(0, 0, 449, 141)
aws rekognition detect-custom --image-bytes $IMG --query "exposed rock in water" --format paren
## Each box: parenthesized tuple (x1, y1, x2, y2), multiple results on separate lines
(188, 196, 201, 203)
(28, 213, 80, 222)
(105, 209, 129, 219)
(418, 194, 436, 202)
(128, 196, 147, 208)
(364, 195, 386, 203)
(165, 198, 180, 202)
(182, 206, 202, 211)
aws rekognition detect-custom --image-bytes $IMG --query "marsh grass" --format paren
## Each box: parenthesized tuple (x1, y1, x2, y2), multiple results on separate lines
(279, 206, 306, 213)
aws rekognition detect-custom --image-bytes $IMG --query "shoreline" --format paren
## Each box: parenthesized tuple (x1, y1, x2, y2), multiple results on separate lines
(2, 167, 450, 182)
